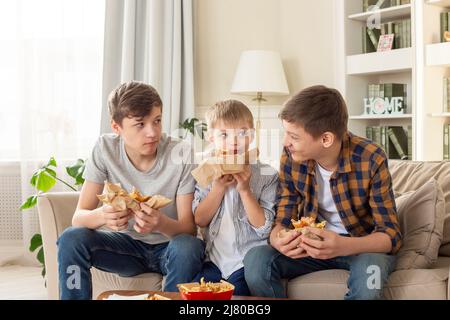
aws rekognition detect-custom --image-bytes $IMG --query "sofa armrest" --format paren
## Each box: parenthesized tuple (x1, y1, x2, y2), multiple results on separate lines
(37, 192, 79, 300)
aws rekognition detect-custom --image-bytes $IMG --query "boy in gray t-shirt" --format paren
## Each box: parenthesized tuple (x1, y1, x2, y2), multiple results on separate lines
(57, 81, 204, 299)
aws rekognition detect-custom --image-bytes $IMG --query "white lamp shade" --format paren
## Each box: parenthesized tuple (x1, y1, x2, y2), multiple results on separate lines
(231, 50, 289, 96)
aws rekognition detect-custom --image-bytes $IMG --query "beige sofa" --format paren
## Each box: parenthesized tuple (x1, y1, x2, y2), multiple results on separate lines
(37, 160, 450, 300)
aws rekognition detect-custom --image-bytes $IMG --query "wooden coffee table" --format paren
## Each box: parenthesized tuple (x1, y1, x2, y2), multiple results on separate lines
(97, 290, 280, 300)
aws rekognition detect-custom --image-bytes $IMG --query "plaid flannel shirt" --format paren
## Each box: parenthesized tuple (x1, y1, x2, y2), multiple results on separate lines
(276, 132, 402, 254)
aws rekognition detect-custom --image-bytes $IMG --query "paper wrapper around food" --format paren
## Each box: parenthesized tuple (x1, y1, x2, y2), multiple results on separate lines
(190, 148, 259, 188)
(97, 182, 172, 211)
(278, 228, 324, 241)
(278, 217, 327, 241)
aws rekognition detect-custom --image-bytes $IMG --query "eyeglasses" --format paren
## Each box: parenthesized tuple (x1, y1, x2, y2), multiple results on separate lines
(213, 129, 254, 140)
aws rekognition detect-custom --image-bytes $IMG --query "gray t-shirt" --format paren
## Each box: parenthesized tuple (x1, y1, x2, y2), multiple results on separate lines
(83, 133, 196, 244)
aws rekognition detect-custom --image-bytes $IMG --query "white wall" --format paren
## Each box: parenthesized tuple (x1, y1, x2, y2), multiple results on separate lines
(193, 0, 336, 165)
(194, 0, 336, 108)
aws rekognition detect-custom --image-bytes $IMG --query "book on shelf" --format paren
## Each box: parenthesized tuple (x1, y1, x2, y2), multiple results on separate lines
(362, 0, 410, 12)
(441, 12, 450, 43)
(367, 28, 381, 50)
(407, 125, 412, 160)
(367, 83, 407, 101)
(362, 18, 411, 53)
(366, 127, 373, 141)
(406, 18, 411, 48)
(444, 78, 450, 113)
(362, 27, 376, 53)
(373, 126, 382, 147)
(380, 126, 388, 155)
(366, 126, 409, 160)
(387, 127, 408, 160)
(444, 124, 449, 160)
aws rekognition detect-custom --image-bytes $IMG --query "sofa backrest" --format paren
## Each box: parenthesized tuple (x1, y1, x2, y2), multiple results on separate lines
(389, 160, 450, 247)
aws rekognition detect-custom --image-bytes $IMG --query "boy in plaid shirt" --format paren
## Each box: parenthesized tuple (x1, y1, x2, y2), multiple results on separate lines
(244, 85, 402, 300)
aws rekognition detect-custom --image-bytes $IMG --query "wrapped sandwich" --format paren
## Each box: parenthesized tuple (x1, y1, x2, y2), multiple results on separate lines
(97, 182, 172, 211)
(191, 148, 258, 188)
(278, 216, 327, 241)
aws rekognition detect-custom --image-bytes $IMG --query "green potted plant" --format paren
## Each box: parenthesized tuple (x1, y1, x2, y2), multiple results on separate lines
(179, 118, 207, 139)
(21, 157, 85, 278)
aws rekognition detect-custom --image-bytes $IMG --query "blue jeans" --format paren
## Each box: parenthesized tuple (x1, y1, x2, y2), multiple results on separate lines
(57, 227, 205, 300)
(194, 261, 250, 296)
(243, 245, 396, 300)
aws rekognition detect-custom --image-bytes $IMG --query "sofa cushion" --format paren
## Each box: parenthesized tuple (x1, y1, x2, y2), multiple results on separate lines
(394, 178, 445, 270)
(91, 268, 162, 299)
(443, 218, 450, 248)
(388, 161, 450, 247)
(287, 269, 349, 300)
(287, 257, 450, 300)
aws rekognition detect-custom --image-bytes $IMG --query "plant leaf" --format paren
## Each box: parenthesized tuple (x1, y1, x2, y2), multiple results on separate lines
(47, 157, 57, 167)
(30, 170, 42, 187)
(36, 170, 56, 192)
(37, 247, 45, 265)
(20, 195, 38, 210)
(29, 233, 43, 252)
(194, 122, 207, 139)
(42, 266, 46, 278)
(66, 159, 85, 186)
(44, 168, 57, 178)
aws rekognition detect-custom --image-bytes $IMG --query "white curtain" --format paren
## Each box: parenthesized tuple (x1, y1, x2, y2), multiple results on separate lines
(100, 0, 195, 135)
(0, 0, 105, 265)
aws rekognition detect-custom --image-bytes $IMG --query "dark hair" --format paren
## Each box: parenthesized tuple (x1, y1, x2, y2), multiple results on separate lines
(108, 81, 162, 125)
(279, 85, 348, 139)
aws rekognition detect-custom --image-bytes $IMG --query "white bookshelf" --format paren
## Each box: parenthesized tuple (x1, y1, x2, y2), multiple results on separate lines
(426, 0, 450, 8)
(347, 48, 413, 75)
(348, 3, 412, 23)
(335, 0, 450, 161)
(426, 42, 450, 66)
(430, 112, 450, 117)
(350, 114, 413, 120)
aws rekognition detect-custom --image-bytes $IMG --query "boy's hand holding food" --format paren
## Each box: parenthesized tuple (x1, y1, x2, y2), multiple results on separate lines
(133, 202, 164, 234)
(233, 165, 252, 194)
(101, 205, 133, 231)
(211, 174, 236, 192)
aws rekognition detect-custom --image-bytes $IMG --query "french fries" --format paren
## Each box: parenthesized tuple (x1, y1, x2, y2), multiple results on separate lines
(145, 294, 171, 300)
(178, 277, 234, 294)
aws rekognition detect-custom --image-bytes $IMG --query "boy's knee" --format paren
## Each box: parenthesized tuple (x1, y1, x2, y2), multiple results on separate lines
(243, 245, 275, 269)
(353, 253, 396, 275)
(243, 245, 277, 284)
(346, 253, 395, 300)
(57, 227, 94, 250)
(167, 234, 204, 260)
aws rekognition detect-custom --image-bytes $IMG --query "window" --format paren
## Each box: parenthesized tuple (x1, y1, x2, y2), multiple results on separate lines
(0, 0, 105, 160)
